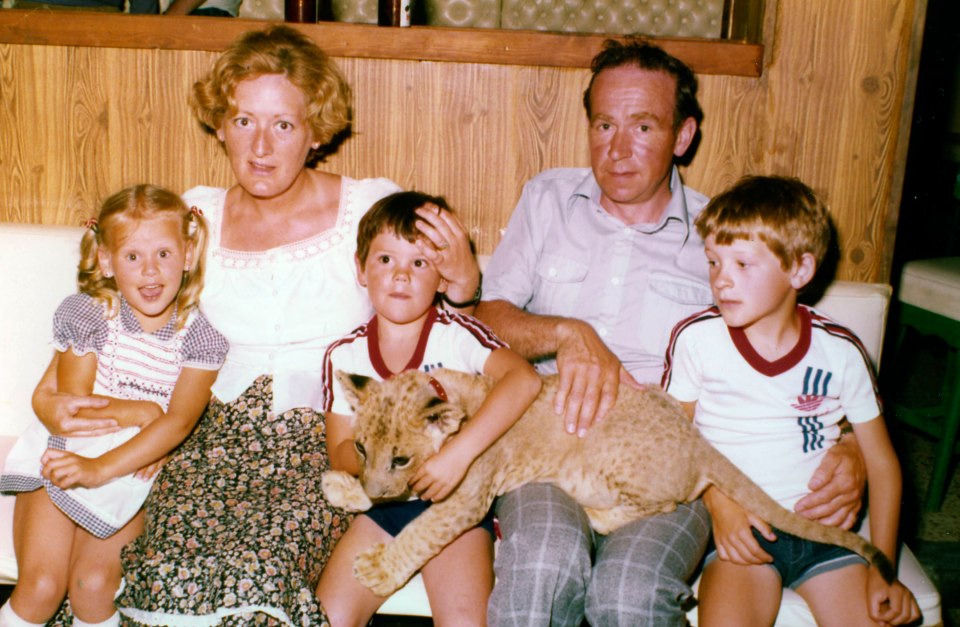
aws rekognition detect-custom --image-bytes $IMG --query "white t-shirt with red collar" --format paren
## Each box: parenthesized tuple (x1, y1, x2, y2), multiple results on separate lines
(662, 304, 881, 510)
(322, 307, 505, 416)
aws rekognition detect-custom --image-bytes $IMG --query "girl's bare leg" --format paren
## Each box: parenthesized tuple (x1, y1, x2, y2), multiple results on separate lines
(68, 510, 145, 622)
(9, 490, 76, 622)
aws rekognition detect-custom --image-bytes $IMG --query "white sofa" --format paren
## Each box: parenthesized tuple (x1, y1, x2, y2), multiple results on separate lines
(0, 222, 943, 625)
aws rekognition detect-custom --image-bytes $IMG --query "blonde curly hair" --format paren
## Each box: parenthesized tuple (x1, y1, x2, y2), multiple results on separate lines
(79, 185, 208, 331)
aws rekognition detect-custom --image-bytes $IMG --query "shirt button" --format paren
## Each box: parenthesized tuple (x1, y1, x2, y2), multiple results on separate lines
(274, 324, 281, 331)
(549, 267, 558, 277)
(611, 277, 621, 286)
(598, 328, 608, 337)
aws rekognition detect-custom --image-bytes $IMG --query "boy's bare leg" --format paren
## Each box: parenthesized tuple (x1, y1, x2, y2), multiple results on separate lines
(797, 564, 877, 627)
(422, 526, 493, 627)
(697, 560, 782, 627)
(317, 515, 393, 627)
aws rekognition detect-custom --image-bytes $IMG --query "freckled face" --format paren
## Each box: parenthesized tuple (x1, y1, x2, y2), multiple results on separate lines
(218, 74, 318, 201)
(705, 235, 798, 332)
(588, 66, 695, 220)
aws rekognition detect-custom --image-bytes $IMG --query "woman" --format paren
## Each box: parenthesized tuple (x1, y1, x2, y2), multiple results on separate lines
(32, 25, 480, 624)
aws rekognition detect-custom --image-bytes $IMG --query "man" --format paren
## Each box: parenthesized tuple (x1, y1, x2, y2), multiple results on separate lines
(475, 38, 865, 626)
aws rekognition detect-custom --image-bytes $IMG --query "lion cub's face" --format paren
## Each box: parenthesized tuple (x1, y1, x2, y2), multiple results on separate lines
(336, 370, 466, 501)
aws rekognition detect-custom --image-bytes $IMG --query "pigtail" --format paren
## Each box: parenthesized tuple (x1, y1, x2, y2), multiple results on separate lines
(175, 207, 209, 331)
(77, 216, 121, 319)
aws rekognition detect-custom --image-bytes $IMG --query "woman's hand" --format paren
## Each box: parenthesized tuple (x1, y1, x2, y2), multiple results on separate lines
(866, 570, 920, 626)
(414, 204, 480, 306)
(37, 392, 116, 437)
(33, 353, 117, 437)
(41, 448, 108, 489)
(704, 487, 776, 565)
(409, 446, 471, 502)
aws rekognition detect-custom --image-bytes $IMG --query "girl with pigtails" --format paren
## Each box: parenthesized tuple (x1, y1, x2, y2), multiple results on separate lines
(0, 184, 228, 627)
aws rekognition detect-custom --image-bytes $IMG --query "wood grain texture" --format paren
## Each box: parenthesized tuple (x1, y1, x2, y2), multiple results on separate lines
(0, 0, 923, 282)
(0, 12, 762, 74)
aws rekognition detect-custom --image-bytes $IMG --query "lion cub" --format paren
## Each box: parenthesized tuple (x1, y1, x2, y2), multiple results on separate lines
(322, 368, 894, 597)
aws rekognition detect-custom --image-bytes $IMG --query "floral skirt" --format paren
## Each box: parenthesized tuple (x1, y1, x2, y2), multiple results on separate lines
(115, 376, 350, 625)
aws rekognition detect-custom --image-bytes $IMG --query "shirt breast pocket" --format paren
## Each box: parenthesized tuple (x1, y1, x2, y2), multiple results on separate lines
(531, 254, 589, 315)
(639, 273, 714, 359)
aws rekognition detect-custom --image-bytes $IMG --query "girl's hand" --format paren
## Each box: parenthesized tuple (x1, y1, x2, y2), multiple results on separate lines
(866, 570, 921, 626)
(704, 488, 776, 565)
(409, 447, 471, 502)
(414, 205, 480, 305)
(40, 448, 108, 489)
(135, 455, 169, 481)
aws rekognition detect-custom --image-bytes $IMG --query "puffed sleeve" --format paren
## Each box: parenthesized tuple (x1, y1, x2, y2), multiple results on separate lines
(181, 312, 229, 370)
(52, 293, 108, 357)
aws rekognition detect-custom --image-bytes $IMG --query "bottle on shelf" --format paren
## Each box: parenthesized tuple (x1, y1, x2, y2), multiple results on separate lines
(378, 0, 411, 26)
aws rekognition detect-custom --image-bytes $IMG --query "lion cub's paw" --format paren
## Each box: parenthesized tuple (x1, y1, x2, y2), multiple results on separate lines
(354, 543, 406, 597)
(321, 470, 373, 512)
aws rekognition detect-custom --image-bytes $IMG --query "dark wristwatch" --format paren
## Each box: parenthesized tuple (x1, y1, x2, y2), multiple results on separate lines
(442, 282, 482, 309)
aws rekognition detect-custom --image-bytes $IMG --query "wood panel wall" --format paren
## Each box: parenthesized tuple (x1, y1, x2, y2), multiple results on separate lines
(0, 0, 925, 282)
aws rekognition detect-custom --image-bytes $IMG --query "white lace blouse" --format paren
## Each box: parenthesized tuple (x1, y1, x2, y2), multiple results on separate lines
(184, 177, 401, 414)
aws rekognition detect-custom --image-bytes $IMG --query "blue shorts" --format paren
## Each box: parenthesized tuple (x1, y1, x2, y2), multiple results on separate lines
(365, 499, 496, 540)
(705, 526, 867, 589)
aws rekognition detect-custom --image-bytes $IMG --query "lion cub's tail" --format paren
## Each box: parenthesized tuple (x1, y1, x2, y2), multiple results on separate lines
(703, 447, 896, 584)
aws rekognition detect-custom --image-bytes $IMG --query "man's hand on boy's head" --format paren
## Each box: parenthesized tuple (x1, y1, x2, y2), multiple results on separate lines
(414, 205, 480, 302)
(794, 436, 866, 528)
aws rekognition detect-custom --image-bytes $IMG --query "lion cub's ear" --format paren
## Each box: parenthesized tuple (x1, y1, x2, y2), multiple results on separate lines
(420, 394, 468, 443)
(335, 371, 377, 412)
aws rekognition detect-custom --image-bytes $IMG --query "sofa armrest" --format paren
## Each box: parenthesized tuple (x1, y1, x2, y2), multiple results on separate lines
(0, 437, 19, 585)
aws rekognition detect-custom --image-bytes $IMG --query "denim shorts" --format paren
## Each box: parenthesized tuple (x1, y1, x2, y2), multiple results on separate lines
(705, 526, 867, 589)
(365, 499, 496, 540)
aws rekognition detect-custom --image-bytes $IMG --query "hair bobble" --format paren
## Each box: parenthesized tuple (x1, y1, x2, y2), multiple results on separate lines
(83, 217, 99, 233)
(187, 206, 204, 237)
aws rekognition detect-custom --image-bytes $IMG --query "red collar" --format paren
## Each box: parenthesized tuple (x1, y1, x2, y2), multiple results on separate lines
(428, 376, 448, 401)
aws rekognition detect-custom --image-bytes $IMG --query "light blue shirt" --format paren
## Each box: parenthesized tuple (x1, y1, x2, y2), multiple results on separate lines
(483, 166, 713, 384)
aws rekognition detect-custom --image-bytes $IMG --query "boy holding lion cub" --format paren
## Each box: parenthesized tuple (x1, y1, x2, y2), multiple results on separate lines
(662, 175, 919, 625)
(317, 191, 541, 626)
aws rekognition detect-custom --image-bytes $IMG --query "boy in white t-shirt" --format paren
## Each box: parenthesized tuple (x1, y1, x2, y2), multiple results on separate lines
(662, 176, 920, 626)
(316, 191, 541, 627)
